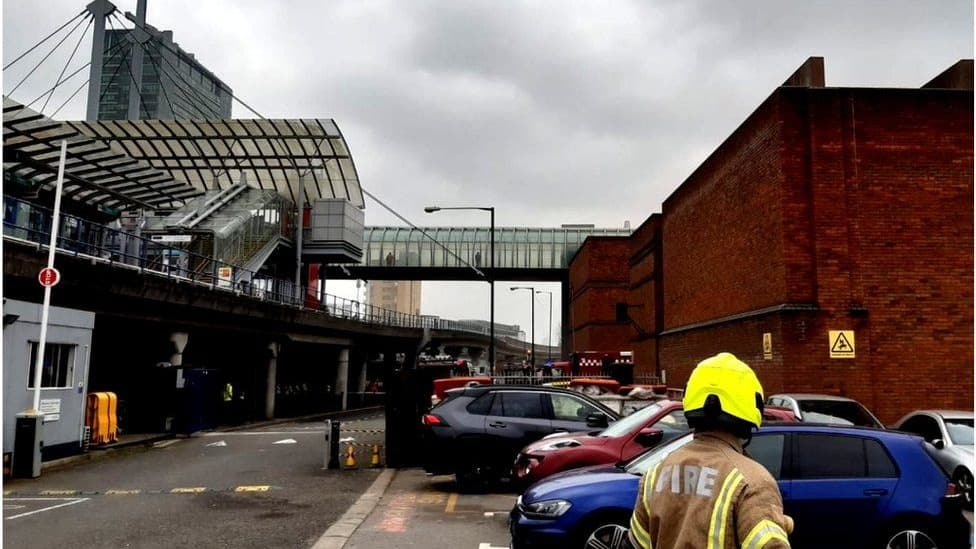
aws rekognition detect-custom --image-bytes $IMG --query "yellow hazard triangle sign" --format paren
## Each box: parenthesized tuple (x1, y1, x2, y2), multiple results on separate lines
(829, 330, 855, 359)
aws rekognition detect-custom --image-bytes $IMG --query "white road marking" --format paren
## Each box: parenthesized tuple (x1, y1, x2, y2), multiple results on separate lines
(3, 505, 26, 510)
(200, 431, 324, 436)
(484, 512, 495, 517)
(152, 439, 180, 448)
(5, 498, 89, 520)
(206, 440, 227, 447)
(273, 438, 297, 444)
(478, 543, 508, 549)
(339, 437, 355, 443)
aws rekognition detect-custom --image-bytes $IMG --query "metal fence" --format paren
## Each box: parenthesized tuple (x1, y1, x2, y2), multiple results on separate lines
(2, 196, 489, 335)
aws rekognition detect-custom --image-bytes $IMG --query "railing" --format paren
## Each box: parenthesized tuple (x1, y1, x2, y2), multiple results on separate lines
(2, 196, 490, 335)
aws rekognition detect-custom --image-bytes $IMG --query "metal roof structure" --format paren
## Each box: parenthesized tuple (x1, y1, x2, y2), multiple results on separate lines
(3, 97, 364, 212)
(3, 97, 200, 210)
(65, 116, 364, 208)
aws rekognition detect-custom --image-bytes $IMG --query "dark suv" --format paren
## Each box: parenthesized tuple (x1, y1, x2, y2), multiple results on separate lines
(421, 385, 619, 488)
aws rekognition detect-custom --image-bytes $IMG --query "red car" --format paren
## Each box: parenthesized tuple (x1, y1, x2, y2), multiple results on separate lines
(514, 400, 797, 486)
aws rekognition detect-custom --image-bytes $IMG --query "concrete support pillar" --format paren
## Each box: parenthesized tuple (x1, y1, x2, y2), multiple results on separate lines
(264, 342, 279, 420)
(169, 332, 188, 366)
(335, 348, 349, 410)
(356, 356, 368, 394)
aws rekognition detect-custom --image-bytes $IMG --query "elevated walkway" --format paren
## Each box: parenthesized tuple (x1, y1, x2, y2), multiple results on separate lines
(143, 183, 292, 281)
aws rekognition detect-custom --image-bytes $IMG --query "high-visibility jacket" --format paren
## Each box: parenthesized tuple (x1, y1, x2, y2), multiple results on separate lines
(628, 431, 793, 549)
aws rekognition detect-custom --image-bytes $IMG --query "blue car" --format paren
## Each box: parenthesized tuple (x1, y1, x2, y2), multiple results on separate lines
(510, 424, 969, 549)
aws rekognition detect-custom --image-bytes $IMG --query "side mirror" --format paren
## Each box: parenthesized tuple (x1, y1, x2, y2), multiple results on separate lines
(586, 413, 609, 428)
(635, 427, 664, 447)
(932, 438, 946, 450)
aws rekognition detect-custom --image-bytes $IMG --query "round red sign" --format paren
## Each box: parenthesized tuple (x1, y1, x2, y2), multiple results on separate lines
(38, 267, 60, 288)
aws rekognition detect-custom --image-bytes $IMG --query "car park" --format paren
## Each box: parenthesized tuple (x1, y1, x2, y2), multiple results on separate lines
(421, 385, 619, 489)
(767, 393, 884, 428)
(893, 410, 974, 509)
(510, 424, 968, 549)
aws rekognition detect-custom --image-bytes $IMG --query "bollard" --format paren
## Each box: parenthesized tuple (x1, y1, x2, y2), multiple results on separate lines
(370, 444, 381, 468)
(324, 420, 341, 470)
(345, 443, 357, 468)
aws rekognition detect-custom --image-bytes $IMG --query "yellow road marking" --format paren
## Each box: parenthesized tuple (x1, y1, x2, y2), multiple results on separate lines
(234, 485, 270, 492)
(445, 493, 458, 513)
(170, 487, 206, 494)
(106, 489, 141, 495)
(39, 490, 77, 496)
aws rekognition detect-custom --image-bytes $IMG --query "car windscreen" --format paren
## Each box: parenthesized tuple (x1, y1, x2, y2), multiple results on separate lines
(599, 402, 665, 438)
(945, 417, 974, 445)
(799, 400, 880, 427)
(625, 433, 693, 475)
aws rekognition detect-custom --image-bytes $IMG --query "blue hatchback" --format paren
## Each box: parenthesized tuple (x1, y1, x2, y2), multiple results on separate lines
(510, 424, 969, 549)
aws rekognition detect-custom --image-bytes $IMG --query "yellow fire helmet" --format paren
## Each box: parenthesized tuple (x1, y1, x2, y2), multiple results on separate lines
(682, 352, 765, 433)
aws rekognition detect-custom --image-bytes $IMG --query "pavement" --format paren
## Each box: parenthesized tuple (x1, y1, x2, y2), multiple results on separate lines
(36, 406, 384, 473)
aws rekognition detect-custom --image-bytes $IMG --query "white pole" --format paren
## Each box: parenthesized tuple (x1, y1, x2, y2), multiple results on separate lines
(31, 140, 68, 412)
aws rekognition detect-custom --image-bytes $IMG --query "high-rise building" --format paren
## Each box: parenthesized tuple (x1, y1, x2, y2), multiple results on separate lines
(368, 281, 422, 315)
(97, 21, 232, 120)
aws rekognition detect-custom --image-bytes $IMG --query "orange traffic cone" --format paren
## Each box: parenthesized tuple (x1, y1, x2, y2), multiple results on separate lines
(345, 443, 357, 468)
(370, 444, 381, 467)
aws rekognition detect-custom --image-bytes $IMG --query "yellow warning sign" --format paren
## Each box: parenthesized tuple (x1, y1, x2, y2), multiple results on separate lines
(829, 330, 855, 359)
(762, 333, 772, 360)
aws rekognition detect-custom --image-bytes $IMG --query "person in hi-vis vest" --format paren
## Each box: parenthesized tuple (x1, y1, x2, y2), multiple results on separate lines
(627, 352, 793, 549)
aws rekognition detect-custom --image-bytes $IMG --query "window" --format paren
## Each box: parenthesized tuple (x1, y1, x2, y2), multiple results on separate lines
(746, 434, 786, 479)
(490, 392, 544, 418)
(864, 439, 898, 477)
(656, 410, 688, 434)
(945, 418, 974, 445)
(795, 434, 896, 479)
(27, 342, 75, 389)
(549, 393, 600, 421)
(466, 393, 494, 415)
(898, 415, 942, 443)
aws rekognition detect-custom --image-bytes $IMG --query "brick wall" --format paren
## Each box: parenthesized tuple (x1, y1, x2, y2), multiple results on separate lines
(661, 93, 791, 329)
(568, 237, 633, 356)
(568, 60, 973, 423)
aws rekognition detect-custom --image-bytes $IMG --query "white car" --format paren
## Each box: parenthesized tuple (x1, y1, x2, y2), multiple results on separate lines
(766, 393, 884, 428)
(893, 409, 974, 508)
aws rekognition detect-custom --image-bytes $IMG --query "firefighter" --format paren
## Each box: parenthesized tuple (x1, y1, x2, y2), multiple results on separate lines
(627, 352, 793, 549)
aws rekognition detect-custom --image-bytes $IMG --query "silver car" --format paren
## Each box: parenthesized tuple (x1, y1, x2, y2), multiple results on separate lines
(766, 393, 885, 428)
(893, 409, 974, 508)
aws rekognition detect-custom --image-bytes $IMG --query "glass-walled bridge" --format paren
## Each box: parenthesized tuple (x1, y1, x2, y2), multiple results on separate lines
(326, 225, 632, 281)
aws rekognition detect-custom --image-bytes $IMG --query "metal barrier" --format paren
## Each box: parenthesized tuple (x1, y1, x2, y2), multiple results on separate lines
(2, 196, 489, 335)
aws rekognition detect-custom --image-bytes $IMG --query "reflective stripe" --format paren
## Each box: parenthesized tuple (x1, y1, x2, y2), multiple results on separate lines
(743, 519, 789, 549)
(643, 462, 663, 516)
(630, 512, 652, 549)
(707, 469, 743, 549)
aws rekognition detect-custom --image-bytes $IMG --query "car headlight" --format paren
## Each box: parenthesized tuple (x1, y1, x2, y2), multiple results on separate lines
(521, 499, 572, 519)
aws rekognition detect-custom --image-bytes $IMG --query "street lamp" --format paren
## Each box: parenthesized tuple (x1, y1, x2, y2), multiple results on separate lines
(425, 205, 495, 375)
(536, 290, 553, 364)
(510, 286, 536, 369)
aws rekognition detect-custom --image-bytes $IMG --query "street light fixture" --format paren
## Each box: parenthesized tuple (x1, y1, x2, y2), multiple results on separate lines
(425, 205, 495, 374)
(536, 290, 553, 364)
(510, 286, 536, 369)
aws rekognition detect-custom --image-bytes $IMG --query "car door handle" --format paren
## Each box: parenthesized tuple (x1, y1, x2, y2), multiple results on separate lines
(863, 488, 888, 497)
(489, 422, 507, 428)
(553, 428, 569, 432)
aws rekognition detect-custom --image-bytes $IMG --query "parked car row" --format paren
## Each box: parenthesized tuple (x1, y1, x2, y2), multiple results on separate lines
(419, 384, 972, 548)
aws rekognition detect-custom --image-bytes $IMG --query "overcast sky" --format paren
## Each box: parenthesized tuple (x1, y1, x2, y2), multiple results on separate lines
(2, 1, 972, 351)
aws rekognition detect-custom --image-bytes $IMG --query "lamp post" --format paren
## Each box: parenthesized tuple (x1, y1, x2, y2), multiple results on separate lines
(536, 290, 553, 364)
(510, 286, 536, 369)
(425, 205, 495, 375)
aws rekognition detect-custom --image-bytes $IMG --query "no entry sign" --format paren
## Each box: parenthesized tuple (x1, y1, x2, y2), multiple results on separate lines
(38, 267, 60, 288)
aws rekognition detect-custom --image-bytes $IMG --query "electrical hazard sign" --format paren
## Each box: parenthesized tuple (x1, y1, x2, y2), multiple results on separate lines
(829, 330, 855, 359)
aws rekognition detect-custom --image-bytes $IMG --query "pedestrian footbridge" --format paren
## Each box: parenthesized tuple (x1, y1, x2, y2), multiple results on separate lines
(327, 225, 631, 281)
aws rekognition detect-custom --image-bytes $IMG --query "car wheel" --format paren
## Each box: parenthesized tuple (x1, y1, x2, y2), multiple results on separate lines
(577, 516, 630, 549)
(584, 524, 631, 549)
(952, 467, 974, 509)
(881, 525, 939, 549)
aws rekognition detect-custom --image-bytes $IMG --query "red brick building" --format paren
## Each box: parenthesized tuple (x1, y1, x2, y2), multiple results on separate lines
(568, 58, 973, 422)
